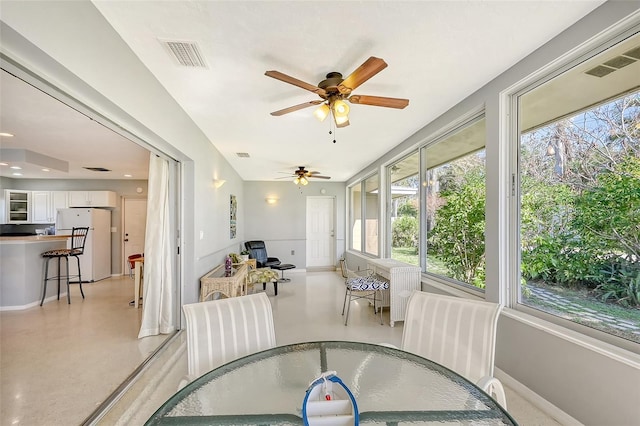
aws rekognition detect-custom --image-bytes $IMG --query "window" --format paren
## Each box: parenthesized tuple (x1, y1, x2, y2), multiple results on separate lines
(349, 184, 361, 251)
(423, 118, 486, 290)
(349, 173, 380, 254)
(517, 33, 640, 344)
(364, 174, 379, 256)
(389, 152, 420, 265)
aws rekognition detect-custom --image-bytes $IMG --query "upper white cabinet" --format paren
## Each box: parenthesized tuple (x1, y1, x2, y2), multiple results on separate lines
(5, 190, 31, 223)
(32, 191, 69, 223)
(68, 191, 116, 208)
(31, 191, 51, 223)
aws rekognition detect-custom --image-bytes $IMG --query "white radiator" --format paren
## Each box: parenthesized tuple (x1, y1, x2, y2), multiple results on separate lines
(367, 258, 421, 327)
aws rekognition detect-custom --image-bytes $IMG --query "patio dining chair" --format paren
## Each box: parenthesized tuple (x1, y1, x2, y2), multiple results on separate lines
(340, 257, 389, 326)
(180, 292, 276, 388)
(401, 291, 507, 408)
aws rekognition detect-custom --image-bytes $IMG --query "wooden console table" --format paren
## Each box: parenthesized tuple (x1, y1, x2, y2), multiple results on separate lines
(200, 262, 248, 301)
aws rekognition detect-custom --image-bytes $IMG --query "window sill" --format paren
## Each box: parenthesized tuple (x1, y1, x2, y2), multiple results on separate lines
(503, 306, 640, 367)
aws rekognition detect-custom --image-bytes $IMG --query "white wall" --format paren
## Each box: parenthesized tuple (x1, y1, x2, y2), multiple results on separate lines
(345, 3, 640, 425)
(243, 181, 346, 268)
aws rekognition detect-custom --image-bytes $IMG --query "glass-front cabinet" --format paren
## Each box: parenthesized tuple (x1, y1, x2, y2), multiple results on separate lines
(5, 190, 31, 223)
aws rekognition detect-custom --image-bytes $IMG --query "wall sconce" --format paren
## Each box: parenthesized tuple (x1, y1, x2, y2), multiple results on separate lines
(265, 197, 278, 204)
(213, 179, 226, 189)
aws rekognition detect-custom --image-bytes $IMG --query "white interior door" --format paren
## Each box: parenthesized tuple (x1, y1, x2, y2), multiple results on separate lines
(122, 197, 147, 275)
(306, 196, 335, 270)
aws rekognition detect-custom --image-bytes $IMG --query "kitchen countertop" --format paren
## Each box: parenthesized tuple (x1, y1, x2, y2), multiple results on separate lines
(0, 235, 71, 242)
(1, 236, 71, 309)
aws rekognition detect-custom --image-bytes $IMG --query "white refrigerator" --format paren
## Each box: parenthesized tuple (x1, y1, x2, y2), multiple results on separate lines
(56, 208, 111, 282)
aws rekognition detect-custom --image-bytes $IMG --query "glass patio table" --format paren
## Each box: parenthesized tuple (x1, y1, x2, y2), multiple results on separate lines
(146, 341, 517, 425)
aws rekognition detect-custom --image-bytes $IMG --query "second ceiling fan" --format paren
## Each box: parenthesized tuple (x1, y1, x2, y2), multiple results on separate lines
(265, 56, 409, 128)
(279, 166, 331, 186)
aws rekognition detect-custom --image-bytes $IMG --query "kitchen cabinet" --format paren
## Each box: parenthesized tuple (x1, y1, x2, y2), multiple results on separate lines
(32, 191, 68, 223)
(4, 190, 31, 223)
(31, 191, 50, 223)
(68, 191, 116, 208)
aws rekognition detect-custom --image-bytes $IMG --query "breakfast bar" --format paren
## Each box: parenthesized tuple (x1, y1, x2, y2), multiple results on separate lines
(0, 235, 70, 310)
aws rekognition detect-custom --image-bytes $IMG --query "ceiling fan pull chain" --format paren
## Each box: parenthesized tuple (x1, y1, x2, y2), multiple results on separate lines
(328, 114, 337, 144)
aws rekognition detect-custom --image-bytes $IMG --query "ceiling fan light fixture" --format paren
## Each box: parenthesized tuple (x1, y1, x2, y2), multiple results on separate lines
(334, 114, 349, 127)
(313, 103, 330, 122)
(300, 176, 309, 186)
(332, 99, 350, 117)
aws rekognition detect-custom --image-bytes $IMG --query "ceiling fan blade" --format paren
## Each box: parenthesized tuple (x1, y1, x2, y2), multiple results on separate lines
(310, 175, 331, 179)
(348, 95, 409, 109)
(337, 57, 387, 95)
(265, 70, 327, 97)
(270, 100, 323, 116)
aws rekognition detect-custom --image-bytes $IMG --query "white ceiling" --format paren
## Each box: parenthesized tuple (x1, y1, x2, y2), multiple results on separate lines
(0, 70, 150, 180)
(0, 1, 606, 181)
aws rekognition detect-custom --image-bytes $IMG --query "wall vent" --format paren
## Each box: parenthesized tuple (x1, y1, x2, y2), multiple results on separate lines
(236, 152, 250, 158)
(603, 55, 636, 69)
(622, 46, 640, 60)
(585, 65, 617, 78)
(585, 45, 639, 78)
(161, 40, 208, 68)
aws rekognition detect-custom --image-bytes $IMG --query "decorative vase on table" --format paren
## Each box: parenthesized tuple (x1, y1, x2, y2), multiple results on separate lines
(225, 256, 232, 273)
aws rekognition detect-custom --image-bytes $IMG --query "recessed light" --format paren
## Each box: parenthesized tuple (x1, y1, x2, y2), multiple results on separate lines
(0, 132, 14, 137)
(0, 162, 8, 166)
(10, 166, 22, 170)
(41, 168, 50, 172)
(124, 174, 132, 178)
(12, 172, 22, 176)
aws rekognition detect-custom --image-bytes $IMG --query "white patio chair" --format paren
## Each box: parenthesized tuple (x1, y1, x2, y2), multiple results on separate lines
(180, 292, 276, 388)
(401, 291, 507, 408)
(340, 257, 389, 326)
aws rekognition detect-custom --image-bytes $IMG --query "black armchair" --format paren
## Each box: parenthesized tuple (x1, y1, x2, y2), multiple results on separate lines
(244, 241, 282, 268)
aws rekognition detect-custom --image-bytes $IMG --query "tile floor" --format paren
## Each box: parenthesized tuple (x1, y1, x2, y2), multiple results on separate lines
(1, 271, 561, 425)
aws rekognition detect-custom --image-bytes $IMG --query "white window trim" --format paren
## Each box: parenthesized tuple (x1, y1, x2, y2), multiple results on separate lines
(500, 20, 640, 352)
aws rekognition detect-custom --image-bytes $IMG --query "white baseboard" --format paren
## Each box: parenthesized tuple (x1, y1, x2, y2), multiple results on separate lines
(495, 367, 582, 426)
(0, 293, 68, 311)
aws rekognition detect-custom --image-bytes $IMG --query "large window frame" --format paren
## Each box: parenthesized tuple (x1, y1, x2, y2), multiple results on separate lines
(507, 25, 640, 353)
(348, 172, 381, 256)
(417, 115, 487, 296)
(386, 151, 420, 265)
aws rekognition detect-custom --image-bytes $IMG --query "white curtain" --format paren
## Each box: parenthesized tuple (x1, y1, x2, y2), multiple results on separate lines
(139, 154, 175, 338)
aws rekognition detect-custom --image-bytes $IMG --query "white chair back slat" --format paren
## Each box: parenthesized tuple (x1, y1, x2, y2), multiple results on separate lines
(401, 291, 501, 385)
(183, 292, 276, 380)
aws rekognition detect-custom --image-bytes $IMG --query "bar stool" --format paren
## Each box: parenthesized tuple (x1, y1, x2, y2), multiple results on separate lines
(127, 253, 143, 278)
(40, 227, 89, 306)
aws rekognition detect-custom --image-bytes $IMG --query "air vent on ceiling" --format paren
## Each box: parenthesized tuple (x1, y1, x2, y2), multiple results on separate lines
(623, 46, 640, 60)
(603, 55, 636, 69)
(585, 45, 639, 78)
(161, 40, 208, 68)
(585, 65, 617, 78)
(83, 167, 111, 172)
(236, 152, 250, 158)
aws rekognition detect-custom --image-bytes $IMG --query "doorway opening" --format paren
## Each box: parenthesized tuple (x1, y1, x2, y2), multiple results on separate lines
(0, 60, 183, 424)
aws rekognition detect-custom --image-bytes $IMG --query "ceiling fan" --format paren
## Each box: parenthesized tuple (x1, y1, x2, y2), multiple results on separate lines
(265, 56, 409, 128)
(278, 166, 331, 186)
